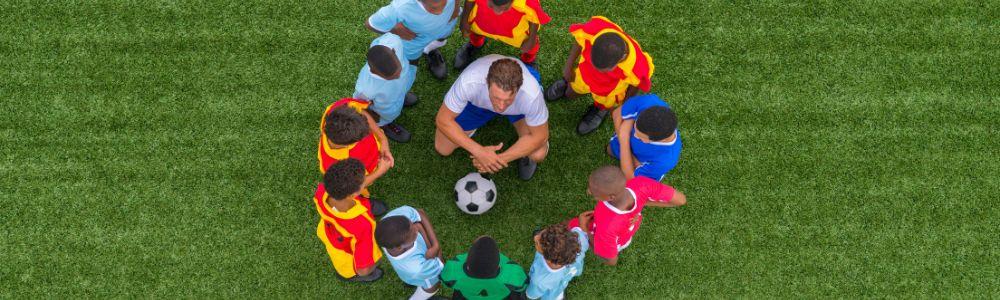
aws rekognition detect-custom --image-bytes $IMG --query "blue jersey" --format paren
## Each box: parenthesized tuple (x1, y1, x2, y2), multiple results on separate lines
(609, 94, 683, 181)
(367, 0, 459, 61)
(526, 228, 589, 300)
(381, 206, 444, 289)
(354, 33, 417, 125)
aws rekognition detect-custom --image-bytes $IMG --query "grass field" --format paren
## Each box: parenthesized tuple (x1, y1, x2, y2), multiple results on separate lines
(2, 0, 998, 298)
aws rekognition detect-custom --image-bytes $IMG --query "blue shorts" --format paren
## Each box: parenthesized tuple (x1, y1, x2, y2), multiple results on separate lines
(455, 105, 526, 131)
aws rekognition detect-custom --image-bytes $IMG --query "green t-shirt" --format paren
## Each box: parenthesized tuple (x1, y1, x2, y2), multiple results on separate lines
(440, 253, 528, 300)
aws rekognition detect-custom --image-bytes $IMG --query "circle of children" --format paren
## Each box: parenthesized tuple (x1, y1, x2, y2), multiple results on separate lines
(315, 0, 687, 299)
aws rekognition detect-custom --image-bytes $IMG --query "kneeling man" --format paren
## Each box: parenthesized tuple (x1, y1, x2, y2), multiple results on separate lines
(435, 54, 549, 180)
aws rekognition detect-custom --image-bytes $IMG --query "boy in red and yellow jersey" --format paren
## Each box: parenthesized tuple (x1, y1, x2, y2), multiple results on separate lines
(314, 158, 389, 282)
(544, 16, 655, 135)
(454, 0, 550, 69)
(318, 98, 395, 193)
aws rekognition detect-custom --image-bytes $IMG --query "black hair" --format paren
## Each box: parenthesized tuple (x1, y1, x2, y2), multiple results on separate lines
(324, 106, 369, 145)
(464, 236, 500, 279)
(366, 45, 400, 78)
(591, 33, 627, 70)
(375, 216, 412, 249)
(490, 0, 512, 6)
(322, 158, 365, 200)
(635, 106, 677, 141)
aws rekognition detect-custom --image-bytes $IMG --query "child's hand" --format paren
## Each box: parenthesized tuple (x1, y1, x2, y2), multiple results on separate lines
(391, 22, 416, 40)
(578, 211, 594, 228)
(380, 148, 395, 169)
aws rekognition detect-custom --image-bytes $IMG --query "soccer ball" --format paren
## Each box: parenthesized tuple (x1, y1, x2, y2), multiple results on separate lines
(454, 173, 497, 215)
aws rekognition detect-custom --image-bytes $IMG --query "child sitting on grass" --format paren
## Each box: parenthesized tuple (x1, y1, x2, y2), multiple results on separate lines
(526, 223, 587, 300)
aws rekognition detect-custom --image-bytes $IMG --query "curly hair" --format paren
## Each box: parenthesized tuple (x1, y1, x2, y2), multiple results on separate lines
(324, 106, 369, 146)
(322, 158, 365, 200)
(539, 224, 581, 266)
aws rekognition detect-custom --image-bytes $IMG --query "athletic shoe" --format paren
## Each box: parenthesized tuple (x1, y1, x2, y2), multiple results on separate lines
(403, 92, 418, 107)
(427, 49, 447, 80)
(544, 79, 567, 101)
(453, 42, 481, 70)
(577, 104, 609, 135)
(381, 122, 411, 143)
(517, 157, 537, 181)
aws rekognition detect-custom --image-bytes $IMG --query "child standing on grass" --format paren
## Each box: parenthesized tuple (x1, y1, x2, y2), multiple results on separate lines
(365, 0, 461, 80)
(544, 16, 655, 135)
(375, 206, 446, 300)
(440, 236, 528, 299)
(570, 166, 686, 266)
(354, 33, 420, 143)
(608, 94, 682, 181)
(454, 0, 550, 69)
(526, 223, 587, 300)
(318, 98, 394, 202)
(313, 158, 390, 282)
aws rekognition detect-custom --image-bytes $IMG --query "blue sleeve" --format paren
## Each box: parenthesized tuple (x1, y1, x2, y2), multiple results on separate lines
(621, 94, 668, 120)
(382, 205, 421, 222)
(367, 4, 399, 33)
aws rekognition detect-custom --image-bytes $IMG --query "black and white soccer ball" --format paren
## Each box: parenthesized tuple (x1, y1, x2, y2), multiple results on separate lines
(454, 173, 497, 215)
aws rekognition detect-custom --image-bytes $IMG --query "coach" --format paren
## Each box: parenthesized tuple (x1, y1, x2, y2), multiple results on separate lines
(434, 54, 550, 180)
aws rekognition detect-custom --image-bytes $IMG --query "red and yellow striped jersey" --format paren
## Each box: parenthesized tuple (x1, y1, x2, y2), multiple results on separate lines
(570, 16, 655, 103)
(317, 98, 381, 175)
(313, 183, 382, 276)
(468, 0, 550, 47)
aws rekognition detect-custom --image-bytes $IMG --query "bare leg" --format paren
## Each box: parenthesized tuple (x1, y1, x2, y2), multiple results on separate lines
(513, 120, 549, 163)
(434, 127, 475, 156)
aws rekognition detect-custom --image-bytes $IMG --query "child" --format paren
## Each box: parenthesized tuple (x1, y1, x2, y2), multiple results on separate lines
(366, 0, 461, 80)
(526, 223, 588, 300)
(609, 94, 682, 181)
(544, 16, 655, 135)
(375, 206, 445, 300)
(571, 166, 686, 266)
(313, 158, 389, 282)
(454, 0, 550, 68)
(354, 33, 420, 143)
(318, 98, 394, 193)
(440, 236, 528, 299)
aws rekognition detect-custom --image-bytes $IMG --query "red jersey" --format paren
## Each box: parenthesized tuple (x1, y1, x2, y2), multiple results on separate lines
(313, 183, 382, 277)
(589, 176, 675, 259)
(468, 0, 550, 47)
(317, 98, 381, 174)
(569, 16, 655, 108)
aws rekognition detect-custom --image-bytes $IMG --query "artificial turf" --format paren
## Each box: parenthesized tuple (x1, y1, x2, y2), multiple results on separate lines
(2, 0, 998, 298)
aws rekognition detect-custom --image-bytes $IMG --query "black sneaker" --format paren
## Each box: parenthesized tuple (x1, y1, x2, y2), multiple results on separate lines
(517, 157, 537, 181)
(369, 198, 388, 217)
(576, 105, 609, 135)
(544, 79, 567, 101)
(381, 122, 411, 143)
(344, 267, 383, 283)
(454, 42, 480, 70)
(403, 92, 418, 107)
(427, 49, 447, 80)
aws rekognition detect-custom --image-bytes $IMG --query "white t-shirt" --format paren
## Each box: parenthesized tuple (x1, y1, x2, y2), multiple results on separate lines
(443, 54, 549, 127)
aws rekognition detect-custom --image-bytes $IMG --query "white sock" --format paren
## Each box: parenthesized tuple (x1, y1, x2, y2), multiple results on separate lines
(423, 39, 447, 54)
(409, 286, 436, 300)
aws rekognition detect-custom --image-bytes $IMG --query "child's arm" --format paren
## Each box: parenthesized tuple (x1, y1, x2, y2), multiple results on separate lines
(645, 188, 687, 208)
(364, 6, 417, 40)
(561, 44, 582, 82)
(520, 23, 539, 53)
(459, 0, 475, 36)
(612, 107, 637, 179)
(624, 85, 639, 100)
(417, 209, 442, 259)
(360, 111, 393, 188)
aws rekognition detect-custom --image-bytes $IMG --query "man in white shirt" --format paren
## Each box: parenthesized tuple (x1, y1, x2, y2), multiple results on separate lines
(434, 54, 550, 180)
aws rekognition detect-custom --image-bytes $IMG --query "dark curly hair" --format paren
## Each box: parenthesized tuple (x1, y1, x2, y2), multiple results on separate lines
(324, 106, 369, 146)
(322, 158, 365, 200)
(538, 224, 581, 266)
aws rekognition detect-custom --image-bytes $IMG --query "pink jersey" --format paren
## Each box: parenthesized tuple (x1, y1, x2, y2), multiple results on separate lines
(589, 176, 676, 259)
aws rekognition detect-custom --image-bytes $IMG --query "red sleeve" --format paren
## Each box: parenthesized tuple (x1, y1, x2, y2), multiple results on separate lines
(638, 177, 675, 204)
(343, 218, 378, 270)
(525, 0, 550, 25)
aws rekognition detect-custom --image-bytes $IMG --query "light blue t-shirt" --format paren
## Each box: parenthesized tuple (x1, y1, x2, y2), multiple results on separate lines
(609, 94, 683, 181)
(367, 0, 458, 60)
(354, 33, 417, 126)
(381, 206, 444, 289)
(526, 228, 589, 300)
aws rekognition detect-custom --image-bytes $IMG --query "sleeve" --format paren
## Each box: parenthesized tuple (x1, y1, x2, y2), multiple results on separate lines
(592, 220, 620, 260)
(351, 220, 378, 269)
(619, 96, 642, 120)
(499, 254, 528, 292)
(639, 177, 676, 203)
(367, 4, 399, 33)
(525, 277, 545, 300)
(522, 96, 549, 127)
(572, 227, 590, 255)
(382, 205, 422, 222)
(443, 79, 470, 113)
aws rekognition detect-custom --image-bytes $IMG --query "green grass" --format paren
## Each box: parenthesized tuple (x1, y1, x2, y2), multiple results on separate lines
(2, 0, 998, 298)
